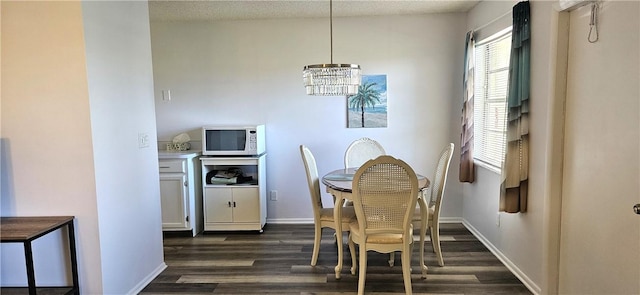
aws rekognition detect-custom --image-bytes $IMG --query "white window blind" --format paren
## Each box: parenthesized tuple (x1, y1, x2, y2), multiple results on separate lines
(473, 30, 512, 170)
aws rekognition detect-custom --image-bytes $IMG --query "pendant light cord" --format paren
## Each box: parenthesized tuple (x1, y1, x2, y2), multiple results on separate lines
(330, 0, 334, 63)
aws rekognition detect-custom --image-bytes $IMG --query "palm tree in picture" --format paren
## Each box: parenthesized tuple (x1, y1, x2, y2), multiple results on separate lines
(348, 82, 381, 127)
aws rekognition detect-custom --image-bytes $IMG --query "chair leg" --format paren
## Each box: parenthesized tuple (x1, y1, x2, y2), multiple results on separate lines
(388, 252, 395, 267)
(348, 233, 357, 275)
(431, 223, 444, 266)
(357, 245, 367, 295)
(311, 225, 322, 266)
(401, 244, 413, 295)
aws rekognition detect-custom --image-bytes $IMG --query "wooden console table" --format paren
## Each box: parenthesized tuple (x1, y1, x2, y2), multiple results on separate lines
(0, 216, 79, 295)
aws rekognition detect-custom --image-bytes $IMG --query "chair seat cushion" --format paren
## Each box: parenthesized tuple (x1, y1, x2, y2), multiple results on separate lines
(319, 207, 357, 222)
(349, 222, 414, 244)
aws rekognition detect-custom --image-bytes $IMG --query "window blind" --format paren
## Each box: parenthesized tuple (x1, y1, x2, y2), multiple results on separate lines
(473, 31, 511, 170)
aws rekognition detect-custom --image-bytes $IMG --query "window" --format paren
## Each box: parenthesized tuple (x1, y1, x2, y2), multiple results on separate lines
(473, 29, 512, 170)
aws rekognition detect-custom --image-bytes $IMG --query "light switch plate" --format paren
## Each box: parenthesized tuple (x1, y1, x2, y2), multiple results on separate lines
(162, 90, 171, 101)
(138, 133, 150, 148)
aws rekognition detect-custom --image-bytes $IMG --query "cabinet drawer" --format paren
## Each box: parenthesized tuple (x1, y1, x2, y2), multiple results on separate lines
(159, 160, 185, 173)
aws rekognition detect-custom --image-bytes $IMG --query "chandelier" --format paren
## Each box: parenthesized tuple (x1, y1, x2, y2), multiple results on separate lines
(303, 0, 361, 96)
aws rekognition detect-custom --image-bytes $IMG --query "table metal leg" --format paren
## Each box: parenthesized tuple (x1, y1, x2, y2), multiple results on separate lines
(67, 221, 80, 294)
(23, 241, 37, 295)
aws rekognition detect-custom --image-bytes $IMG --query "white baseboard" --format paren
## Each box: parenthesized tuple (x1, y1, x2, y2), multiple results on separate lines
(128, 262, 167, 295)
(439, 217, 464, 223)
(266, 218, 314, 224)
(268, 217, 463, 224)
(462, 220, 541, 295)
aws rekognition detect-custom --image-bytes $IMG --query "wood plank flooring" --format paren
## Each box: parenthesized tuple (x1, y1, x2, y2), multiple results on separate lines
(140, 223, 532, 294)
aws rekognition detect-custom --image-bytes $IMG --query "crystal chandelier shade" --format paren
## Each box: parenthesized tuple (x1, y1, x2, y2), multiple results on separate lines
(303, 64, 361, 96)
(302, 0, 361, 96)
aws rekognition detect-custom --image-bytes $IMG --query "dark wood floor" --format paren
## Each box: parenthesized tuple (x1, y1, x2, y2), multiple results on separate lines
(140, 223, 531, 294)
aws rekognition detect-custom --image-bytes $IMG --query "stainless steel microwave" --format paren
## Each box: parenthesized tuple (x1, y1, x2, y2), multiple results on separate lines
(201, 125, 265, 156)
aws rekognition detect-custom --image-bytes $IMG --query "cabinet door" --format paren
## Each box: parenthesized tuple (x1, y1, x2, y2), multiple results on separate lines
(159, 174, 188, 229)
(205, 187, 233, 223)
(232, 187, 260, 223)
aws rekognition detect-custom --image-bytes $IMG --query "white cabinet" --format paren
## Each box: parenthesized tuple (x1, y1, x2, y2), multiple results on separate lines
(158, 152, 202, 236)
(160, 172, 188, 228)
(201, 154, 266, 232)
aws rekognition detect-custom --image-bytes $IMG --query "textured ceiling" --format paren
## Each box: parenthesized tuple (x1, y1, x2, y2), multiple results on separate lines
(149, 0, 480, 21)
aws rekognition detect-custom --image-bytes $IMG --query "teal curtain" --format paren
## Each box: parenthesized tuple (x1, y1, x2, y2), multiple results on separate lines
(460, 31, 475, 183)
(500, 1, 530, 213)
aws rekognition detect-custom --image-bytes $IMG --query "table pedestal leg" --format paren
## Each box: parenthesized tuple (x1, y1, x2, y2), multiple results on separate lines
(418, 197, 429, 278)
(334, 202, 343, 279)
(420, 222, 428, 278)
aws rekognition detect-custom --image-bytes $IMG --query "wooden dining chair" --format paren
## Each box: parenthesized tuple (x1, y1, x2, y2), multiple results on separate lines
(299, 145, 357, 267)
(411, 143, 455, 269)
(344, 137, 386, 169)
(418, 143, 454, 267)
(387, 143, 454, 277)
(346, 155, 419, 295)
(343, 137, 386, 207)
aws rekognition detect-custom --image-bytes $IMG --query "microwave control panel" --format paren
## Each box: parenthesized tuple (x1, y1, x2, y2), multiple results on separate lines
(249, 131, 257, 150)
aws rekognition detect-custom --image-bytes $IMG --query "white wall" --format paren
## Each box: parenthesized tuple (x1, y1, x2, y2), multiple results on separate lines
(462, 1, 556, 293)
(559, 1, 639, 293)
(1, 2, 103, 290)
(1, 1, 164, 293)
(150, 13, 467, 222)
(82, 1, 165, 294)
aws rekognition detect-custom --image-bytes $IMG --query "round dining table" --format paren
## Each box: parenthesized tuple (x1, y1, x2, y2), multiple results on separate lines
(322, 168, 431, 279)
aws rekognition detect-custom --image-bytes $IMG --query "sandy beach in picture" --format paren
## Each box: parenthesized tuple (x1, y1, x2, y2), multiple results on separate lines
(348, 110, 388, 128)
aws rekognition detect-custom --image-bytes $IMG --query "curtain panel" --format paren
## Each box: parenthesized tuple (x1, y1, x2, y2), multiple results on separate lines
(500, 1, 530, 213)
(459, 31, 475, 183)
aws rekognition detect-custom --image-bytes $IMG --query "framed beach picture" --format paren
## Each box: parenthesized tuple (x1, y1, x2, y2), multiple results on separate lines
(347, 74, 387, 128)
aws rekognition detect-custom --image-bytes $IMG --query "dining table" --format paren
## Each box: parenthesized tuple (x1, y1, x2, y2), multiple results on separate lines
(322, 167, 431, 279)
